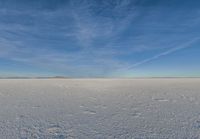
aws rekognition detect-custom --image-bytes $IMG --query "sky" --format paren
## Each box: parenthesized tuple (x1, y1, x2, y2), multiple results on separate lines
(0, 0, 200, 77)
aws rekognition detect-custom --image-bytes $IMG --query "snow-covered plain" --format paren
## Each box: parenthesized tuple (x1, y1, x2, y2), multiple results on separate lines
(0, 78, 200, 139)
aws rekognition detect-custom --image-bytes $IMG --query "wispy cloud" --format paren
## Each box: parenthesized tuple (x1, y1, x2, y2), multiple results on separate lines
(127, 37, 200, 69)
(0, 0, 137, 75)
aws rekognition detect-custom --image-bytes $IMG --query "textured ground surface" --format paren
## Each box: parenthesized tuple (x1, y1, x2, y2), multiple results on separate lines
(0, 78, 200, 139)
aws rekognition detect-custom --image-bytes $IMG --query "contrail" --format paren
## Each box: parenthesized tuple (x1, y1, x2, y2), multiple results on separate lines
(127, 37, 200, 69)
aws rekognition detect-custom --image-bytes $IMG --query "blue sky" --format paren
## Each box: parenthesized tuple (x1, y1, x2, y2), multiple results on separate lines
(0, 0, 200, 77)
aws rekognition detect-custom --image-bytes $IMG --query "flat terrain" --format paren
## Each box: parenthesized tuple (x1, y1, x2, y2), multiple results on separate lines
(0, 79, 200, 139)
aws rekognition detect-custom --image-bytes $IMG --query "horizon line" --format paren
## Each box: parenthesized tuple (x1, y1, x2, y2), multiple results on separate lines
(0, 76, 200, 79)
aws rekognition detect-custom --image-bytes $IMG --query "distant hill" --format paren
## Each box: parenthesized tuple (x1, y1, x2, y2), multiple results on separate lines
(0, 76, 70, 79)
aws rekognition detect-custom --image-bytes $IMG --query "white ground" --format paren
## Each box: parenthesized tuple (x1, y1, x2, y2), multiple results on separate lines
(0, 78, 200, 139)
